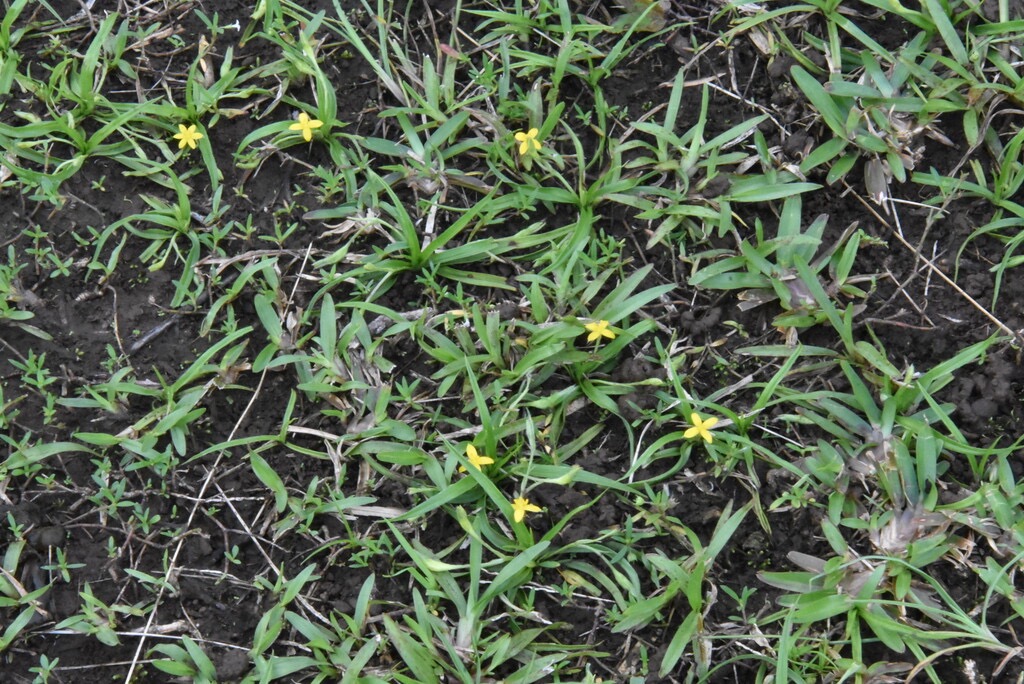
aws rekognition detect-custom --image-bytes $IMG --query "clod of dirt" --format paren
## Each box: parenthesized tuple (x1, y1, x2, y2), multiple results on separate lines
(612, 357, 657, 383)
(184, 535, 214, 564)
(612, 356, 667, 420)
(699, 174, 731, 199)
(963, 273, 991, 298)
(766, 54, 796, 81)
(805, 49, 828, 70)
(971, 398, 1000, 420)
(27, 525, 65, 549)
(947, 351, 1022, 428)
(214, 648, 250, 681)
(679, 306, 722, 337)
(494, 299, 519, 319)
(782, 130, 812, 159)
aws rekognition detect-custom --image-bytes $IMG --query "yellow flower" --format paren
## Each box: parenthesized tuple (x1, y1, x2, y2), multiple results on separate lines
(459, 444, 494, 472)
(683, 413, 718, 443)
(173, 123, 203, 150)
(512, 496, 541, 522)
(584, 320, 615, 343)
(514, 128, 541, 156)
(289, 111, 324, 142)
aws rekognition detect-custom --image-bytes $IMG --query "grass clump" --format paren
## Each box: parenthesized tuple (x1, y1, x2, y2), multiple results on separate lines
(0, 0, 1023, 682)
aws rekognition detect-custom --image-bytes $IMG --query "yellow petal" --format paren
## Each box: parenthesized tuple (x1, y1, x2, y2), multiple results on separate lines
(512, 497, 541, 522)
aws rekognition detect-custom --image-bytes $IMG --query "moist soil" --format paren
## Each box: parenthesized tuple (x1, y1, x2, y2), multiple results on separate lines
(1, 1, 1023, 682)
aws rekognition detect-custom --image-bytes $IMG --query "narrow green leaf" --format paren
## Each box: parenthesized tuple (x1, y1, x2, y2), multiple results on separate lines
(921, 0, 968, 63)
(726, 180, 822, 202)
(791, 66, 847, 137)
(383, 615, 439, 682)
(659, 611, 699, 676)
(475, 541, 550, 610)
(250, 453, 287, 513)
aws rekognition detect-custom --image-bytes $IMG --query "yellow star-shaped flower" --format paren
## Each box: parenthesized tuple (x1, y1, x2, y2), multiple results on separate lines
(512, 496, 542, 523)
(683, 413, 718, 443)
(173, 123, 203, 150)
(584, 320, 615, 343)
(514, 128, 541, 156)
(289, 111, 324, 142)
(459, 444, 495, 472)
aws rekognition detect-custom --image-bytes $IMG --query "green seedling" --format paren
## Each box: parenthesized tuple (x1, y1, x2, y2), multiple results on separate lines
(151, 636, 220, 683)
(690, 194, 872, 332)
(0, 246, 50, 340)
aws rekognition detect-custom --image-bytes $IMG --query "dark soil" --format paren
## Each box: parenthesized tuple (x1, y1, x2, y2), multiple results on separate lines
(2, 1, 1023, 682)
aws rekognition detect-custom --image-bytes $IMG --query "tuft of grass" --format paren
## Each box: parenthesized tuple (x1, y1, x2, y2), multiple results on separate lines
(1, 0, 1023, 682)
